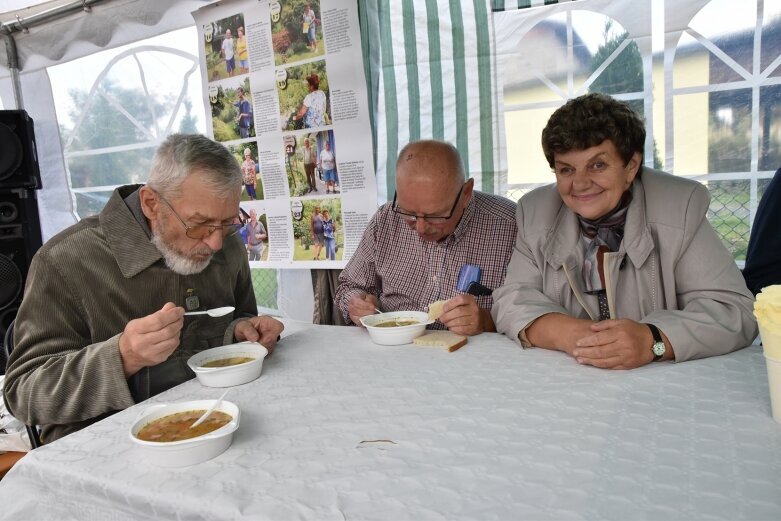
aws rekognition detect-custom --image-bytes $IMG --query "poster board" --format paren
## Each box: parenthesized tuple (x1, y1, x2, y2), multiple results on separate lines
(193, 0, 377, 269)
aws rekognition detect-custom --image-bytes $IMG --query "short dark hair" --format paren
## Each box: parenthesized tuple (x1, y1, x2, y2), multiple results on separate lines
(306, 73, 320, 90)
(541, 93, 646, 168)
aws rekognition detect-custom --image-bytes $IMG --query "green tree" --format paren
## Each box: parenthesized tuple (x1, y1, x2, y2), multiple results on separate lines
(62, 78, 174, 216)
(588, 21, 663, 169)
(589, 21, 642, 96)
(277, 0, 321, 47)
(178, 99, 199, 134)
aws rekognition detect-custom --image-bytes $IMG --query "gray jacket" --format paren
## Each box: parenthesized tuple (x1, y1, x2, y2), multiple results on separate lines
(4, 185, 256, 442)
(492, 169, 757, 361)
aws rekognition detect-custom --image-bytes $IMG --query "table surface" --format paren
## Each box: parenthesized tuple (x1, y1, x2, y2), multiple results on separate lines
(1, 321, 780, 520)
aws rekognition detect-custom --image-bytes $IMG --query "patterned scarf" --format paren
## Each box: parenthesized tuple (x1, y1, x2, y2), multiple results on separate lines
(578, 190, 633, 301)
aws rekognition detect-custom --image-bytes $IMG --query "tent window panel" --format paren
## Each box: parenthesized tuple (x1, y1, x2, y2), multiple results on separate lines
(48, 27, 206, 209)
(67, 147, 156, 190)
(72, 190, 116, 220)
(705, 179, 750, 262)
(500, 8, 646, 196)
(759, 85, 781, 171)
(707, 88, 751, 174)
(251, 269, 278, 311)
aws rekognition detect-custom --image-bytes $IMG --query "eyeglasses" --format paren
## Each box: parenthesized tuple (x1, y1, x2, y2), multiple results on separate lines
(158, 195, 242, 240)
(392, 183, 465, 224)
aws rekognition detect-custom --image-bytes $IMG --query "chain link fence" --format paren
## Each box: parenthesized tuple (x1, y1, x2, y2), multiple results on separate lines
(705, 180, 751, 261)
(251, 269, 278, 310)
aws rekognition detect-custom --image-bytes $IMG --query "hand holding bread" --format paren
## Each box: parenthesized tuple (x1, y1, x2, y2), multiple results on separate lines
(428, 294, 485, 336)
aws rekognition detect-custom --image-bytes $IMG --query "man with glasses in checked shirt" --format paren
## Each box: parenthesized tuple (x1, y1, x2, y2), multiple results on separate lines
(335, 140, 517, 336)
(4, 134, 283, 443)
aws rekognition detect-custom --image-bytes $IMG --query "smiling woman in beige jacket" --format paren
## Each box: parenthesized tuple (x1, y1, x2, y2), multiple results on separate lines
(492, 94, 757, 369)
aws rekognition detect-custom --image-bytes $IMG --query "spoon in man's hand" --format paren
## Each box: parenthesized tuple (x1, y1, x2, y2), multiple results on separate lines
(184, 306, 235, 317)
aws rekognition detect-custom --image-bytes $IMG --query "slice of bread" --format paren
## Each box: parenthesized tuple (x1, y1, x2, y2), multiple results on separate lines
(412, 331, 467, 352)
(427, 300, 447, 320)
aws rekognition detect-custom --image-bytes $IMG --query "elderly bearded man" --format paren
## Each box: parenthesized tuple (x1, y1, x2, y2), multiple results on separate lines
(4, 134, 284, 443)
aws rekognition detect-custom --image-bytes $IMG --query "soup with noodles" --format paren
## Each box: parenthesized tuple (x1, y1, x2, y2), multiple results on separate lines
(201, 356, 255, 368)
(375, 320, 419, 327)
(136, 410, 232, 442)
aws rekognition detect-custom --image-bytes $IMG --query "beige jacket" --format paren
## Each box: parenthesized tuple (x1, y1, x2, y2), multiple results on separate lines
(492, 169, 757, 361)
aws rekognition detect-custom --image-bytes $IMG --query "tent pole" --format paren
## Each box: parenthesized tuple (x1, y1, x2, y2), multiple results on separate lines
(0, 0, 109, 109)
(1, 33, 23, 109)
(0, 0, 106, 36)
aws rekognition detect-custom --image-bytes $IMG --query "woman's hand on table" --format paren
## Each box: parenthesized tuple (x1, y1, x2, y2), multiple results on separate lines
(234, 316, 285, 354)
(571, 318, 657, 369)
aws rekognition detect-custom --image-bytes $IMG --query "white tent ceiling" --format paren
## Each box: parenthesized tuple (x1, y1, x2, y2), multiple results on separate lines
(0, 0, 210, 78)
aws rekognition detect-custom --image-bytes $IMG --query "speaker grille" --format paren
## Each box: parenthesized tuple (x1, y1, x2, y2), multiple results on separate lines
(0, 254, 23, 310)
(0, 123, 23, 182)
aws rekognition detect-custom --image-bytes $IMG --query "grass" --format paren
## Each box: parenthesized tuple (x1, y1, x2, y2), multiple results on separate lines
(293, 235, 343, 261)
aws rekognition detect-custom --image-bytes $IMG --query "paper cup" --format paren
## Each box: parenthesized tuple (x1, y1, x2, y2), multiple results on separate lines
(765, 355, 781, 423)
(757, 321, 781, 359)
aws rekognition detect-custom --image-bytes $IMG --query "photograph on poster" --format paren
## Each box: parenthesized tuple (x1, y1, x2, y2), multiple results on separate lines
(284, 130, 339, 197)
(270, 0, 324, 66)
(228, 142, 263, 201)
(202, 13, 247, 81)
(291, 197, 343, 262)
(210, 78, 255, 142)
(277, 60, 330, 131)
(239, 205, 270, 262)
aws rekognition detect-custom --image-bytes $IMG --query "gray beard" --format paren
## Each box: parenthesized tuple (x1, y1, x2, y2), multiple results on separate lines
(150, 231, 213, 275)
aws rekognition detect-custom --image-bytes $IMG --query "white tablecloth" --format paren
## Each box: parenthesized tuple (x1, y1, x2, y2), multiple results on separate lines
(1, 321, 780, 520)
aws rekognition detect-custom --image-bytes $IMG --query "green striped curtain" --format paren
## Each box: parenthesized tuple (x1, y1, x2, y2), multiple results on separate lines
(358, 0, 498, 200)
(490, 0, 582, 11)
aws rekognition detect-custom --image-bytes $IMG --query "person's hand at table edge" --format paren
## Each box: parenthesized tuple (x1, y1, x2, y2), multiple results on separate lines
(348, 293, 379, 326)
(234, 316, 285, 354)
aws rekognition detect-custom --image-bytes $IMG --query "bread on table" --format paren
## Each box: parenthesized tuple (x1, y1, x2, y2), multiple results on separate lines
(412, 331, 467, 352)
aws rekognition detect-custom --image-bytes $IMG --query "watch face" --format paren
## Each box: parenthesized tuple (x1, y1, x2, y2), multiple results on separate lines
(652, 341, 665, 356)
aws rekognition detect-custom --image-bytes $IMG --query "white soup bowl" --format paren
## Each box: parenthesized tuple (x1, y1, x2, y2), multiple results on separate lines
(129, 399, 240, 467)
(187, 342, 269, 387)
(359, 311, 433, 345)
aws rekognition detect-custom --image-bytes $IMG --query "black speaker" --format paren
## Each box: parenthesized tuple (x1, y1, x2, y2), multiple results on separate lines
(0, 110, 41, 190)
(0, 188, 42, 329)
(1, 110, 42, 372)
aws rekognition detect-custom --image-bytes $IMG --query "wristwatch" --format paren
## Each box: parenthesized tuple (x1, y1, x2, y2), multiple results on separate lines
(647, 323, 665, 362)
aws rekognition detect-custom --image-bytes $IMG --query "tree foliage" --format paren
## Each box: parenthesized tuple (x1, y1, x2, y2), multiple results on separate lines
(64, 78, 174, 195)
(588, 21, 664, 169)
(277, 61, 329, 129)
(273, 0, 321, 53)
(588, 21, 642, 96)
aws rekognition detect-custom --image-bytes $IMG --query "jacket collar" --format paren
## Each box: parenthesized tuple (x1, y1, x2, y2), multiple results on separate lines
(99, 185, 227, 279)
(543, 178, 654, 270)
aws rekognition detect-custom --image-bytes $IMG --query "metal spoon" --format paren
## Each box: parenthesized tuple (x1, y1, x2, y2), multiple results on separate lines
(190, 390, 229, 429)
(184, 306, 235, 317)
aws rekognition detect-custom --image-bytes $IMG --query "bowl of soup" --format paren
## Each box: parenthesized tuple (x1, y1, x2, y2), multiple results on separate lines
(187, 342, 269, 387)
(129, 399, 240, 467)
(359, 311, 433, 345)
